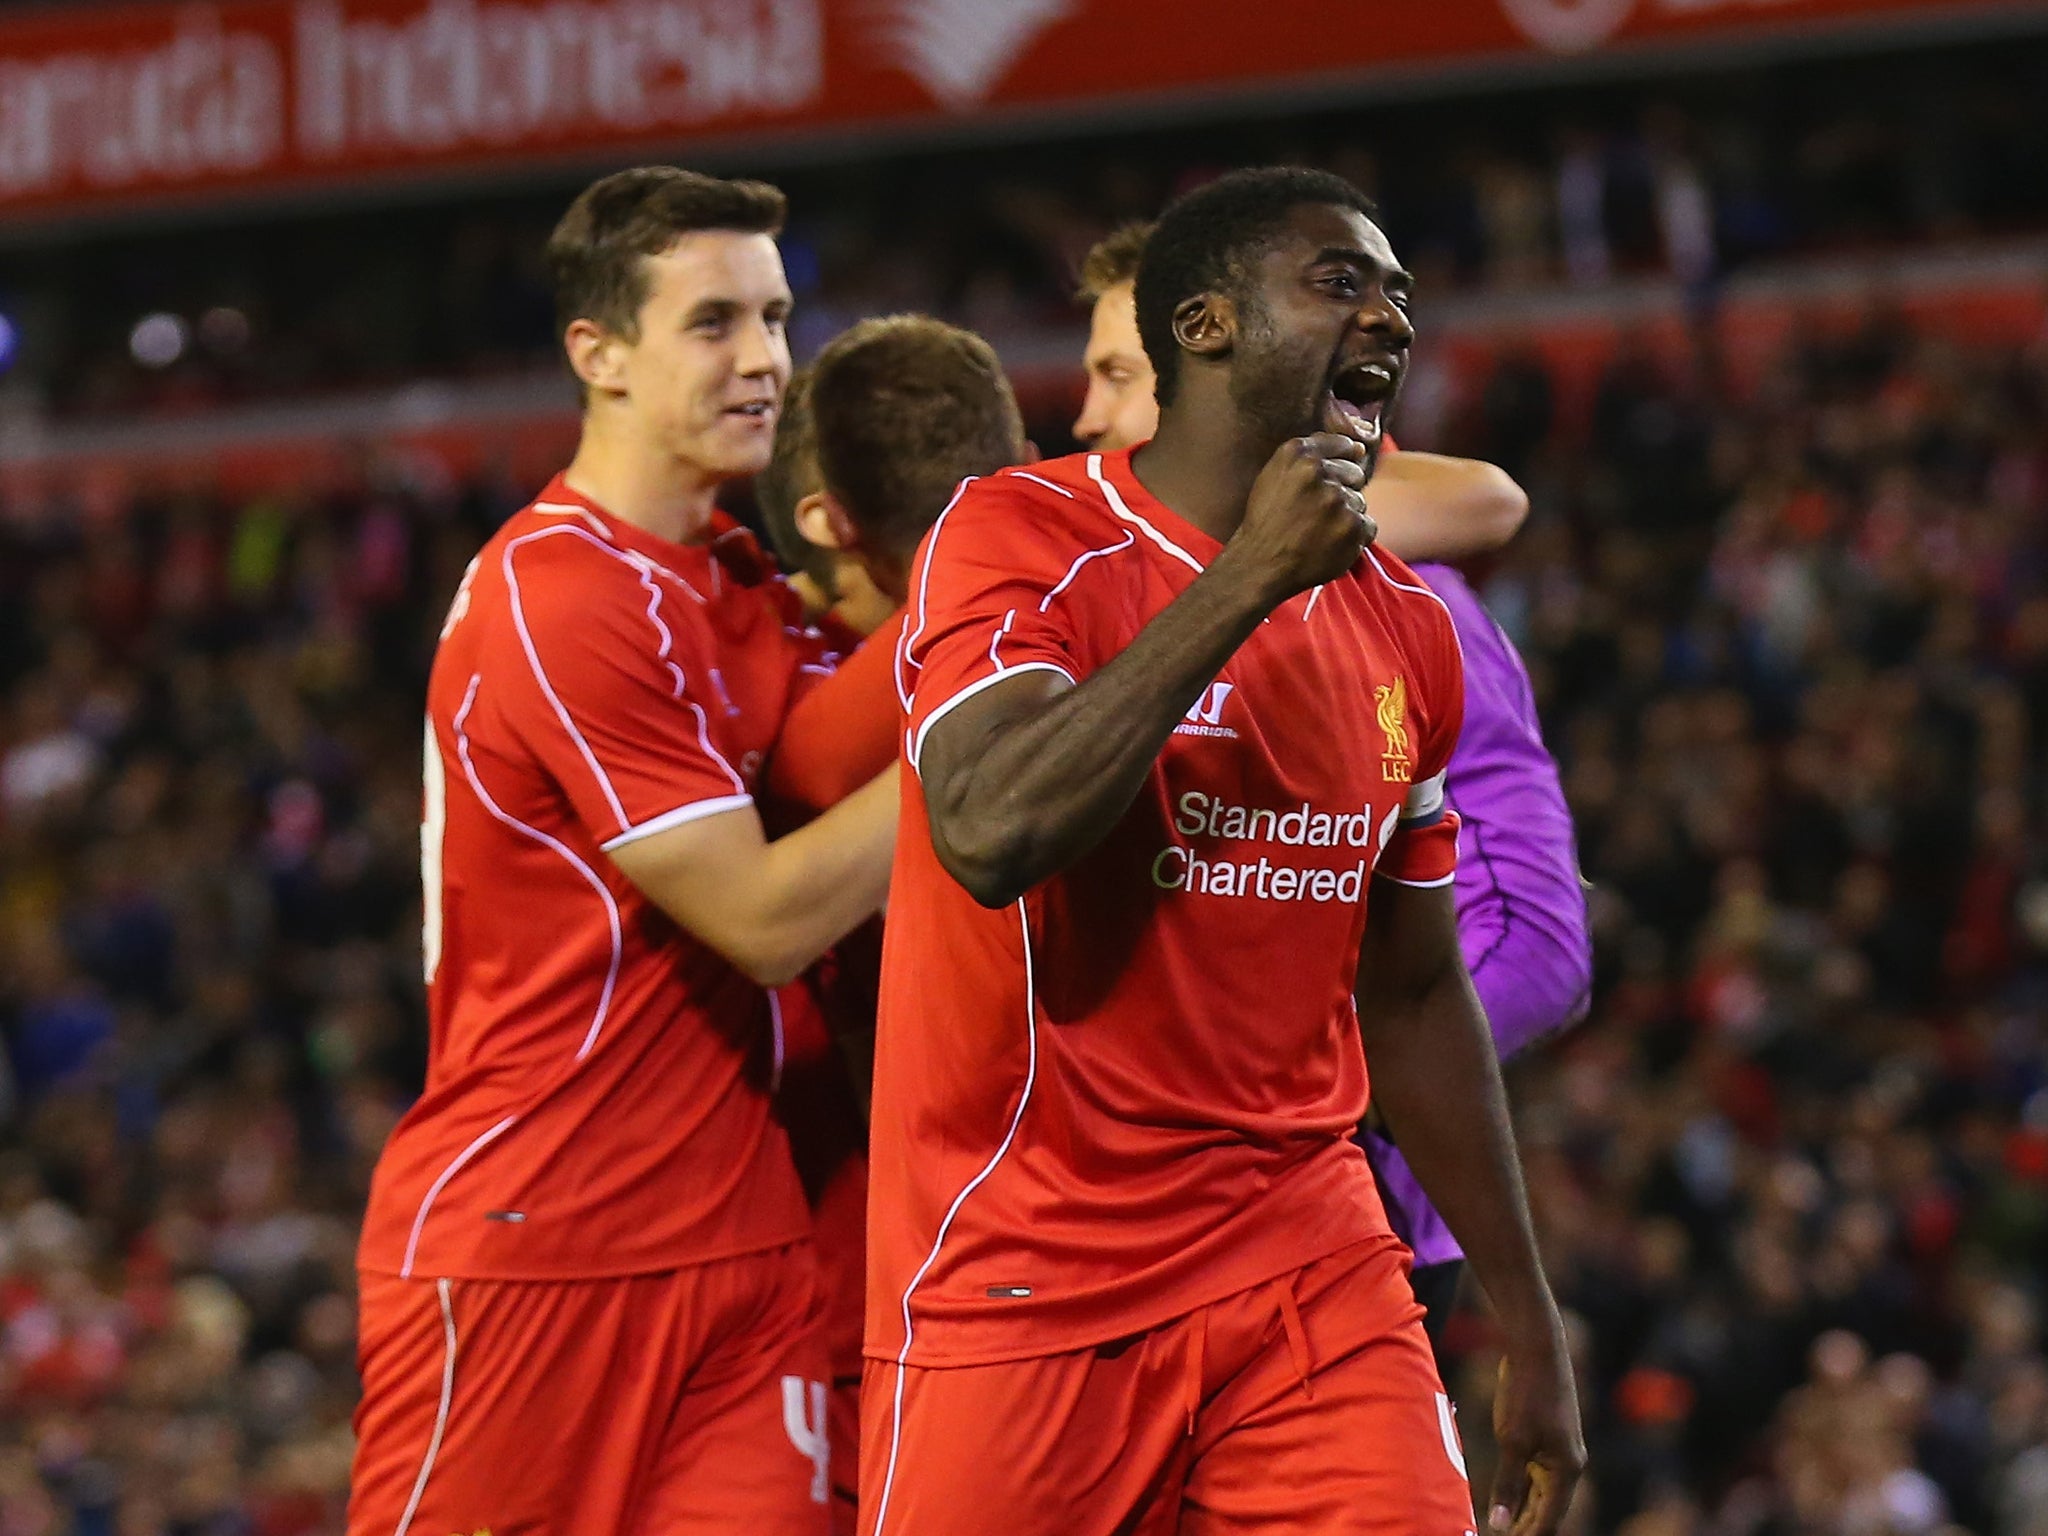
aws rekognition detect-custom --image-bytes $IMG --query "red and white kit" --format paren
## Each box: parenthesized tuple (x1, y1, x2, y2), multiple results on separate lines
(351, 476, 836, 1536)
(765, 608, 911, 1536)
(863, 448, 1477, 1536)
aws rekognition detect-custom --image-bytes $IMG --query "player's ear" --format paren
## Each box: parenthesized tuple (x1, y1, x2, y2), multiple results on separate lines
(565, 319, 630, 396)
(795, 491, 858, 554)
(1172, 294, 1234, 363)
(1019, 440, 1042, 466)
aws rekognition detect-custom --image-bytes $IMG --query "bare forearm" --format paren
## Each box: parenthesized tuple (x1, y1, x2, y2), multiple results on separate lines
(1371, 453, 1528, 564)
(613, 770, 898, 987)
(744, 769, 898, 980)
(929, 549, 1275, 906)
(1357, 950, 1559, 1339)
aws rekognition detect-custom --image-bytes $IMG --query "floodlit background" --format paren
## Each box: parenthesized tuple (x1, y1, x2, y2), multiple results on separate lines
(3, 1, 2048, 1531)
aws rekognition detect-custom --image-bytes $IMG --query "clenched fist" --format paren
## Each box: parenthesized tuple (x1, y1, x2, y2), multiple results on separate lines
(1227, 433, 1376, 605)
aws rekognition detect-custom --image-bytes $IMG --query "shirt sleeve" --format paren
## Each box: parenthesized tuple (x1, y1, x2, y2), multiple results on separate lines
(502, 534, 753, 851)
(1375, 598, 1465, 889)
(767, 609, 907, 816)
(899, 478, 1098, 774)
(1415, 565, 1593, 1053)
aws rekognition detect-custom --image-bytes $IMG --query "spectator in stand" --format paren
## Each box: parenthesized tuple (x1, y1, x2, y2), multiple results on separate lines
(4, 291, 2048, 1531)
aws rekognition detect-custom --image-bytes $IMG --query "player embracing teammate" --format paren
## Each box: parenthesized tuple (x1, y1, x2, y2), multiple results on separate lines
(349, 169, 897, 1536)
(858, 167, 1586, 1536)
(1072, 219, 1595, 1347)
(353, 161, 1589, 1536)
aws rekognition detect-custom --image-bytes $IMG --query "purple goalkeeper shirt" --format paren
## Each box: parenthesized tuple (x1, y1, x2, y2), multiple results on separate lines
(1362, 561, 1592, 1268)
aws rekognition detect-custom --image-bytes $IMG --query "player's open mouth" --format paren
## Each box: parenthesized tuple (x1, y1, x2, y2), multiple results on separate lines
(1324, 360, 1396, 444)
(726, 401, 776, 423)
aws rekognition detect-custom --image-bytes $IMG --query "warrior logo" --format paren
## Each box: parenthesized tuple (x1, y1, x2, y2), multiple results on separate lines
(1176, 681, 1238, 739)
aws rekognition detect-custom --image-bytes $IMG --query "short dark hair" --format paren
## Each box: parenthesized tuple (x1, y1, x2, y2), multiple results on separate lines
(1077, 222, 1154, 303)
(810, 316, 1025, 566)
(546, 166, 786, 340)
(755, 369, 834, 586)
(1134, 167, 1377, 406)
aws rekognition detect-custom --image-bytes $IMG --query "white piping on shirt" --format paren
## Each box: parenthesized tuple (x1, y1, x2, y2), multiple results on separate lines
(908, 663, 1077, 775)
(986, 609, 1019, 672)
(1085, 454, 1204, 574)
(1039, 530, 1137, 613)
(1376, 869, 1459, 889)
(1364, 547, 1457, 630)
(503, 531, 630, 832)
(453, 674, 621, 1066)
(391, 1278, 459, 1536)
(870, 900, 1041, 1536)
(897, 477, 981, 714)
(634, 563, 688, 700)
(398, 1117, 518, 1281)
(400, 673, 626, 1276)
(600, 793, 755, 851)
(1006, 470, 1076, 499)
(532, 500, 609, 538)
(502, 526, 747, 831)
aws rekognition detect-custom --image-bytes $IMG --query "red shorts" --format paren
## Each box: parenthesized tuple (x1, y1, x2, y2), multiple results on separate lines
(350, 1243, 831, 1536)
(803, 1148, 867, 1536)
(859, 1237, 1474, 1536)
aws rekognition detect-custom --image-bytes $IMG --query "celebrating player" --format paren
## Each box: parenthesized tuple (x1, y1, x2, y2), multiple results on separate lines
(767, 318, 1028, 815)
(759, 315, 1034, 1533)
(349, 167, 897, 1536)
(862, 167, 1586, 1536)
(1076, 221, 1593, 1347)
(757, 366, 898, 640)
(1076, 219, 1532, 565)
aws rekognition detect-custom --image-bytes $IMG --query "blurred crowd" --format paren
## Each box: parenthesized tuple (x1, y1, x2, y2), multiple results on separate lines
(0, 35, 2043, 421)
(0, 463, 517, 1535)
(4, 295, 2048, 1531)
(5, 60, 2048, 1526)
(1439, 311, 2048, 1533)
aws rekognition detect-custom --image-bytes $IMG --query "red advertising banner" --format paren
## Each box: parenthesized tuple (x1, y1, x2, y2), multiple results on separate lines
(0, 0, 2026, 220)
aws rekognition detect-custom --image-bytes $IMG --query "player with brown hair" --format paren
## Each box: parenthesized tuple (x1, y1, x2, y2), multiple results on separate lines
(349, 166, 896, 1536)
(767, 315, 1029, 817)
(755, 313, 1032, 1534)
(756, 367, 897, 638)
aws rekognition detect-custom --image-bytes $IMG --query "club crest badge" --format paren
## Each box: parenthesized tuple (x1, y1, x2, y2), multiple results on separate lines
(1375, 676, 1413, 783)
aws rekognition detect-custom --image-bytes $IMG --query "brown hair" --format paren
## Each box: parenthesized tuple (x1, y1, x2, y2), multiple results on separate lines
(546, 166, 787, 339)
(810, 316, 1025, 566)
(1076, 221, 1155, 303)
(755, 368, 834, 587)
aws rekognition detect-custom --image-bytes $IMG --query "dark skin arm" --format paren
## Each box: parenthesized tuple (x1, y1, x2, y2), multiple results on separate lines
(920, 564, 1267, 908)
(919, 434, 1374, 908)
(925, 430, 1376, 913)
(1354, 877, 1586, 1536)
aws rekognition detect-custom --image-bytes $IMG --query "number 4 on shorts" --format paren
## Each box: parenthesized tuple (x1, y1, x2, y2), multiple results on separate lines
(782, 1376, 830, 1503)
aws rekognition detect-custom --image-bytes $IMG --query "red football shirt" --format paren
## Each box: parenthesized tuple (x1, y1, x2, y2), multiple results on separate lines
(358, 475, 836, 1282)
(767, 609, 907, 816)
(867, 448, 1464, 1367)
